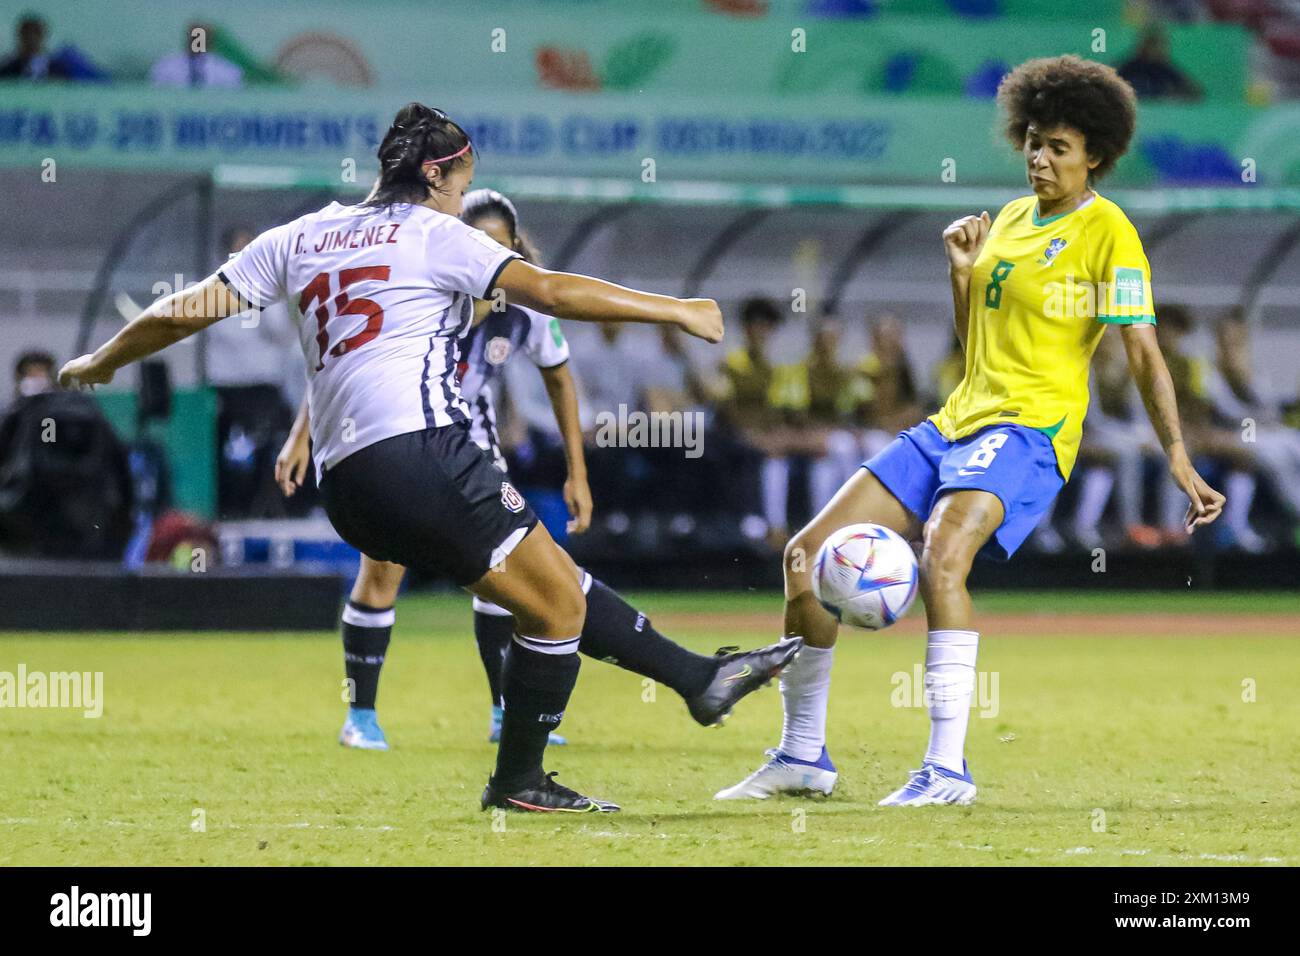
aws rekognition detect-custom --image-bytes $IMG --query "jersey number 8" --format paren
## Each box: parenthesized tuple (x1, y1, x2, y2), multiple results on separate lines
(984, 259, 1015, 310)
(964, 432, 1008, 469)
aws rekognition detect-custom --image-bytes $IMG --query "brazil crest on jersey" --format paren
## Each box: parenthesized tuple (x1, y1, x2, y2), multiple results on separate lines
(930, 193, 1155, 480)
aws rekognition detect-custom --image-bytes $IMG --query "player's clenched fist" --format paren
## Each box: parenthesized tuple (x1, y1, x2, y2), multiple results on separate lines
(677, 298, 724, 343)
(942, 210, 992, 273)
(58, 354, 114, 389)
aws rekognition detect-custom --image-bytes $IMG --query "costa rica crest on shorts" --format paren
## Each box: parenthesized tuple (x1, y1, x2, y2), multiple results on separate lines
(486, 336, 512, 366)
(501, 481, 525, 513)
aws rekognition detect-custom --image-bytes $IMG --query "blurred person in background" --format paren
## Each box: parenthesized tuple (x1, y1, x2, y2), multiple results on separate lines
(1205, 310, 1300, 544)
(638, 324, 716, 525)
(209, 226, 302, 518)
(11, 350, 56, 399)
(0, 350, 133, 559)
(643, 324, 710, 414)
(568, 320, 652, 528)
(855, 312, 923, 460)
(1156, 305, 1262, 550)
(799, 318, 862, 512)
(1065, 330, 1163, 550)
(0, 13, 107, 81)
(151, 21, 243, 89)
(1117, 26, 1201, 101)
(716, 296, 796, 548)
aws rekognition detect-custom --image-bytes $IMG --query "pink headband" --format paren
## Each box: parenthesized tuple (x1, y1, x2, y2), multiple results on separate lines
(421, 142, 472, 169)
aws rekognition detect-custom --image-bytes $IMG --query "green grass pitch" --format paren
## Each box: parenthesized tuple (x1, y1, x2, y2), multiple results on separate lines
(1, 590, 1297, 866)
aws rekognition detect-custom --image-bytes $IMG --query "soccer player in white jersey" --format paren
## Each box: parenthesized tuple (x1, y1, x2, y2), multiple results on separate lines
(60, 102, 800, 814)
(277, 189, 737, 754)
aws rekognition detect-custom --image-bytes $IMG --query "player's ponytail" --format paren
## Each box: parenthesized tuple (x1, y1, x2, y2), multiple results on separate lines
(365, 102, 474, 208)
(462, 188, 542, 265)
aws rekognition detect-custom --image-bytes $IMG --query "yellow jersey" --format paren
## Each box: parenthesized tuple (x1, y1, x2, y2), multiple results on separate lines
(931, 193, 1155, 479)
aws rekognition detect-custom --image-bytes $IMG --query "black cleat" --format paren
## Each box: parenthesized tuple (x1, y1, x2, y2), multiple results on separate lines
(481, 771, 621, 814)
(685, 637, 803, 727)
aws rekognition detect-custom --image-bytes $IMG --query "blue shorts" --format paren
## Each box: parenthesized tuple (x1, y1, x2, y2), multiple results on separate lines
(864, 420, 1065, 561)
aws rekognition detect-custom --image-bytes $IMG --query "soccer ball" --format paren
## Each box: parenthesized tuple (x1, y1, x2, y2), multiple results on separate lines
(811, 523, 919, 631)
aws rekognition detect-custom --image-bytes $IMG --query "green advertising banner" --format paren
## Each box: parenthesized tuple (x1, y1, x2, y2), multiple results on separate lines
(3, 85, 1299, 188)
(13, 0, 1249, 100)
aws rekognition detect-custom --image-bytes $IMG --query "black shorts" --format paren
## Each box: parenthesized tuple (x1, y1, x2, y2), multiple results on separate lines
(319, 424, 538, 586)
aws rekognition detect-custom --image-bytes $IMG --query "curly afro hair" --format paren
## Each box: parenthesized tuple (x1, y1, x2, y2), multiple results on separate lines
(996, 55, 1138, 181)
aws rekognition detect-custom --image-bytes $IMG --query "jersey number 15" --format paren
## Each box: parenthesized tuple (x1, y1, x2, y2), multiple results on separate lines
(299, 266, 391, 371)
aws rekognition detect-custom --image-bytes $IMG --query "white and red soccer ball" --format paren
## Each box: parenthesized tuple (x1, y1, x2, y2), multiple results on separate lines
(811, 523, 918, 631)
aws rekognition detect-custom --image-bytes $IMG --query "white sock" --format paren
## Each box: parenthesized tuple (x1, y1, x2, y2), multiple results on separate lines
(778, 640, 833, 762)
(923, 629, 978, 774)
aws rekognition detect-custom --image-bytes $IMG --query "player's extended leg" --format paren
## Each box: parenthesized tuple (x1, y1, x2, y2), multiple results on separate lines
(543, 546, 803, 727)
(716, 468, 920, 799)
(878, 489, 1001, 807)
(338, 556, 406, 751)
(468, 521, 616, 813)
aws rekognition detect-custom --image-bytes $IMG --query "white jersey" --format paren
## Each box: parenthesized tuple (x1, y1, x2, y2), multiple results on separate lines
(219, 201, 520, 477)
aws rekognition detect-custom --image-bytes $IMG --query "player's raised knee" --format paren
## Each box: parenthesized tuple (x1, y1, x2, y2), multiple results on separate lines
(783, 527, 822, 590)
(529, 579, 586, 638)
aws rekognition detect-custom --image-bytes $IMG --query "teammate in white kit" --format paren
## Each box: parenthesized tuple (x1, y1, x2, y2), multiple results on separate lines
(60, 103, 800, 813)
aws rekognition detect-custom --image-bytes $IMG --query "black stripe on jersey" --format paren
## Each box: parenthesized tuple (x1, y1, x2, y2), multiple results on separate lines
(438, 336, 468, 426)
(480, 253, 522, 299)
(419, 335, 468, 429)
(419, 335, 440, 429)
(215, 270, 267, 312)
(477, 392, 504, 466)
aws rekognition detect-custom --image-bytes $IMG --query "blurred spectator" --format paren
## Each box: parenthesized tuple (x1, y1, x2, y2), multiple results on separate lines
(208, 227, 301, 518)
(794, 318, 861, 511)
(1117, 27, 1201, 101)
(151, 22, 243, 89)
(1068, 330, 1163, 550)
(643, 325, 709, 415)
(0, 350, 133, 559)
(0, 14, 107, 82)
(1156, 305, 1263, 550)
(717, 297, 796, 545)
(856, 312, 922, 459)
(12, 349, 55, 398)
(1205, 310, 1300, 539)
(571, 322, 643, 417)
(569, 322, 653, 523)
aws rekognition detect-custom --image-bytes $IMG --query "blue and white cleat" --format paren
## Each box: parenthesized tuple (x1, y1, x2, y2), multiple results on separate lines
(339, 707, 389, 751)
(488, 704, 567, 746)
(877, 761, 977, 806)
(713, 747, 838, 800)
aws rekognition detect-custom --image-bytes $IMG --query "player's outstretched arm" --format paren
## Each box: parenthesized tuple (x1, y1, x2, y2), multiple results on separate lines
(58, 274, 244, 389)
(539, 362, 592, 534)
(494, 259, 723, 343)
(1120, 322, 1225, 532)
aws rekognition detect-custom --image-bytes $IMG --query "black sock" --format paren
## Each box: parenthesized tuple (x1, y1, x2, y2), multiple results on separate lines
(580, 577, 715, 698)
(474, 609, 514, 708)
(341, 600, 393, 710)
(492, 636, 580, 792)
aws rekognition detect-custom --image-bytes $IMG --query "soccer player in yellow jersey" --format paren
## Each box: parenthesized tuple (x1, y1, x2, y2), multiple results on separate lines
(716, 55, 1225, 805)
